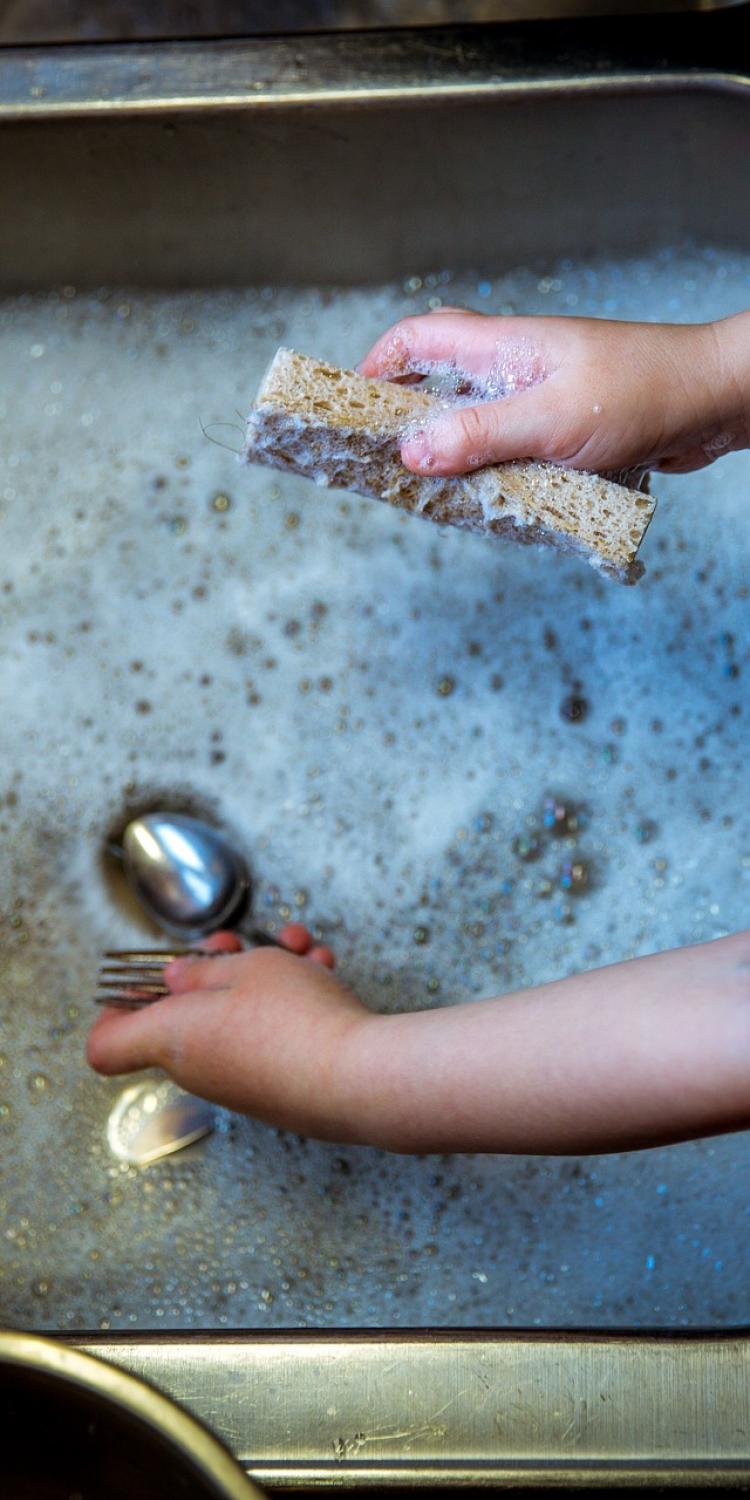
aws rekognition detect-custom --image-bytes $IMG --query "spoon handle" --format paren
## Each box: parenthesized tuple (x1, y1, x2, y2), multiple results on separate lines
(240, 925, 285, 950)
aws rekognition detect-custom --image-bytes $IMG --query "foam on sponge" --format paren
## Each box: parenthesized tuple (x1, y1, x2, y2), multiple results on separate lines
(244, 348, 656, 584)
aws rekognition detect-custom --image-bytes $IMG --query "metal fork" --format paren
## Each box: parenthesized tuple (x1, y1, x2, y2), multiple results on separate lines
(95, 929, 284, 1009)
(94, 949, 188, 1009)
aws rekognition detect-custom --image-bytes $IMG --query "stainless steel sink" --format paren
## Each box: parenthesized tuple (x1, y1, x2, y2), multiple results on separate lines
(0, 31, 749, 288)
(1, 27, 749, 1488)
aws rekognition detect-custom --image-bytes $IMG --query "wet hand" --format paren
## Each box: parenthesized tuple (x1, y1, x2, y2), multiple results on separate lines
(359, 308, 749, 478)
(87, 926, 373, 1140)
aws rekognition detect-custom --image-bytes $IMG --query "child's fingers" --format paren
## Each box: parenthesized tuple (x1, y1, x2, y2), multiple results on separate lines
(88, 950, 283, 1076)
(277, 922, 315, 954)
(87, 931, 243, 1073)
(309, 945, 336, 970)
(167, 924, 334, 988)
(401, 386, 559, 475)
(166, 951, 244, 993)
(88, 983, 252, 1083)
(87, 996, 181, 1076)
(276, 924, 335, 968)
(358, 310, 496, 380)
(196, 931, 244, 954)
(277, 923, 335, 967)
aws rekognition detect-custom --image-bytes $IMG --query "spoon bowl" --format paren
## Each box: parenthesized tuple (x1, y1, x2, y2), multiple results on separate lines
(121, 812, 252, 940)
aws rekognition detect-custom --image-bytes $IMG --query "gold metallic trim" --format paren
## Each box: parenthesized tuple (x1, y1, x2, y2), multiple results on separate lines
(0, 1331, 263, 1499)
(70, 1332, 750, 1487)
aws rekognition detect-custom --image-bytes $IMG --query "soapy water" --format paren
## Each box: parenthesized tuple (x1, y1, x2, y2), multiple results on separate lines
(486, 335, 548, 398)
(0, 243, 749, 1333)
(381, 335, 547, 408)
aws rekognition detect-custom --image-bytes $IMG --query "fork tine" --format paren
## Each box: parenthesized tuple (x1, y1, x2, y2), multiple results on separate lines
(99, 962, 170, 975)
(104, 949, 187, 962)
(94, 948, 183, 1009)
(93, 995, 156, 1009)
(100, 971, 165, 981)
(98, 981, 170, 995)
(100, 959, 169, 969)
(94, 945, 219, 1010)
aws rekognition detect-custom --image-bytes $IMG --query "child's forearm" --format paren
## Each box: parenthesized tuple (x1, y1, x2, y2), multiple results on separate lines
(712, 311, 750, 446)
(341, 934, 750, 1155)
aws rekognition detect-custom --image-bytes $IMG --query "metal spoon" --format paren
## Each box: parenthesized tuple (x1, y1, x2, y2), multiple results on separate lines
(119, 812, 281, 946)
(104, 812, 280, 1165)
(106, 1078, 215, 1166)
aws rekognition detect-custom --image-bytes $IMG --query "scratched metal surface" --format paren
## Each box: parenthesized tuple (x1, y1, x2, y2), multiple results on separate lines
(0, 239, 748, 1334)
(70, 1333, 750, 1486)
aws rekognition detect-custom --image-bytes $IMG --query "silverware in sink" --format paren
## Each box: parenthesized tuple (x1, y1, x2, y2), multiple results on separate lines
(94, 948, 188, 1009)
(100, 812, 282, 1162)
(118, 811, 283, 946)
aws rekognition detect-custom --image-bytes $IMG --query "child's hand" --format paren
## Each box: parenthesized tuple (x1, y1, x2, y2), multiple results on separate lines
(86, 927, 374, 1142)
(358, 308, 750, 478)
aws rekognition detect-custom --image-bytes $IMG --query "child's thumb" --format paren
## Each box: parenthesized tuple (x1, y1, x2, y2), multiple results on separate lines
(86, 1003, 168, 1075)
(401, 387, 557, 476)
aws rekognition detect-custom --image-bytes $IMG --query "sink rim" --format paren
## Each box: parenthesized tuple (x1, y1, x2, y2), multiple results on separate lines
(0, 30, 748, 124)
